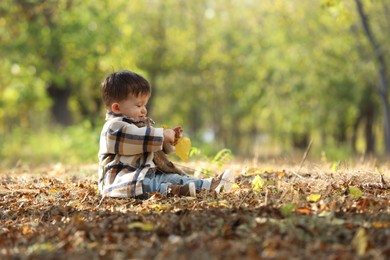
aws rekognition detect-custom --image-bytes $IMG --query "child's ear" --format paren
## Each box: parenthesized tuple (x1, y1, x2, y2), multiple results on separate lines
(111, 102, 121, 113)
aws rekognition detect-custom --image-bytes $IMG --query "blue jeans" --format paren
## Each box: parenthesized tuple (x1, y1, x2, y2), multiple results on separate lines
(141, 169, 212, 198)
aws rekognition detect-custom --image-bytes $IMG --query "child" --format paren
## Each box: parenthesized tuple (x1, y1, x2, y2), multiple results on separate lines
(98, 70, 234, 199)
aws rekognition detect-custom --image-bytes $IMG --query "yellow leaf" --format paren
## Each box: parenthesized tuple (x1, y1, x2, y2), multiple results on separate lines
(306, 194, 321, 202)
(252, 175, 265, 191)
(175, 136, 191, 161)
(67, 200, 81, 207)
(231, 183, 240, 191)
(128, 222, 154, 231)
(207, 200, 230, 208)
(372, 221, 389, 228)
(277, 171, 286, 178)
(352, 227, 368, 256)
(147, 204, 170, 211)
(48, 188, 62, 195)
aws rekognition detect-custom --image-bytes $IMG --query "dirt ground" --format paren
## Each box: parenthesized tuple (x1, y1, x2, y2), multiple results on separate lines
(1, 160, 389, 259)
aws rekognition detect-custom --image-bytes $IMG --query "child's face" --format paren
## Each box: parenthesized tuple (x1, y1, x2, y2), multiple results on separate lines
(114, 94, 149, 120)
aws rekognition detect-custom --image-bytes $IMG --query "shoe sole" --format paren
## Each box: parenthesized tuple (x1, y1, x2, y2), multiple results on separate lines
(214, 169, 234, 193)
(188, 182, 196, 197)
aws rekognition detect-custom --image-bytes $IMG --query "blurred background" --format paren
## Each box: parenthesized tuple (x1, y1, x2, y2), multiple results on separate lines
(1, 0, 389, 167)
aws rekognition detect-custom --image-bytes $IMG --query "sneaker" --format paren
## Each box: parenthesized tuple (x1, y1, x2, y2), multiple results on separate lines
(210, 169, 234, 193)
(168, 182, 196, 197)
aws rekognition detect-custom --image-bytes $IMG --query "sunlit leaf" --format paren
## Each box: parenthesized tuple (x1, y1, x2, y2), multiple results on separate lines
(252, 175, 265, 191)
(306, 194, 321, 202)
(352, 227, 368, 256)
(175, 136, 191, 161)
(128, 222, 154, 231)
(147, 204, 170, 211)
(231, 183, 240, 191)
(349, 186, 363, 199)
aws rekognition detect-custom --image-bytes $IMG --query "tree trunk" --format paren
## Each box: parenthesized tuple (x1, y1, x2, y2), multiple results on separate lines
(364, 103, 375, 154)
(355, 0, 390, 153)
(351, 113, 362, 153)
(47, 83, 72, 125)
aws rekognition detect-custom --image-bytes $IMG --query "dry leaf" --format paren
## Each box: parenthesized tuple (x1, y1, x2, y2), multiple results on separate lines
(296, 207, 312, 215)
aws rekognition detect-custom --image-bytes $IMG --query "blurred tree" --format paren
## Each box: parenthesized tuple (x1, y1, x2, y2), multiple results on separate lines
(355, 0, 390, 153)
(0, 0, 126, 126)
(1, 0, 389, 157)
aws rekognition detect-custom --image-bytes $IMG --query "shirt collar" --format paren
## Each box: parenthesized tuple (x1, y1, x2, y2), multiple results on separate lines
(105, 111, 155, 125)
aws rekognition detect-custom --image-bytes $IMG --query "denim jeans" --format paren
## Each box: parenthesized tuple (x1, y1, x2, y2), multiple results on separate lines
(141, 169, 212, 197)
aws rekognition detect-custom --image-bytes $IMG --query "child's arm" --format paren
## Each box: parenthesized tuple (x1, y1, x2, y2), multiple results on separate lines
(162, 126, 183, 154)
(105, 120, 164, 155)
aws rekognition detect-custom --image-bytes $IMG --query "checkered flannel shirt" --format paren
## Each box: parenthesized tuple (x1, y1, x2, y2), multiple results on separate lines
(98, 112, 164, 197)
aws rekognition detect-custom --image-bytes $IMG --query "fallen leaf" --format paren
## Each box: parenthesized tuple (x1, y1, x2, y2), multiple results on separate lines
(147, 204, 170, 211)
(372, 221, 389, 229)
(306, 194, 321, 202)
(352, 227, 368, 256)
(349, 186, 363, 199)
(128, 222, 154, 231)
(276, 171, 286, 178)
(296, 207, 312, 215)
(67, 200, 81, 207)
(280, 203, 296, 217)
(207, 200, 230, 208)
(252, 175, 265, 191)
(231, 183, 240, 191)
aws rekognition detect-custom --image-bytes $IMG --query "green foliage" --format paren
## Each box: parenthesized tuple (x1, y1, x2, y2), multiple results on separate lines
(0, 122, 99, 168)
(212, 149, 234, 169)
(192, 148, 234, 177)
(1, 0, 389, 163)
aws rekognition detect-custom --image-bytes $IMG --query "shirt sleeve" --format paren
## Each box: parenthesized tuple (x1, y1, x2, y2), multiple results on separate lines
(163, 143, 176, 154)
(105, 120, 164, 156)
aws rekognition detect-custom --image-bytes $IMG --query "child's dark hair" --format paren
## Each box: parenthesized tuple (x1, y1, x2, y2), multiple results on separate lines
(101, 70, 151, 109)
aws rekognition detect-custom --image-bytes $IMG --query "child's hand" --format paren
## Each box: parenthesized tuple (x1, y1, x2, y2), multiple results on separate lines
(173, 126, 183, 144)
(163, 129, 176, 145)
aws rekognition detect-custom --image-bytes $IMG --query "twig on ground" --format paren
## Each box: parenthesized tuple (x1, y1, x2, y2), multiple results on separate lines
(361, 174, 389, 190)
(98, 195, 106, 207)
(238, 190, 251, 208)
(299, 139, 313, 170)
(292, 139, 313, 179)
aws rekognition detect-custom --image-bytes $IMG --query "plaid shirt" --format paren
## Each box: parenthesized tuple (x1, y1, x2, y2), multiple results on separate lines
(98, 112, 164, 197)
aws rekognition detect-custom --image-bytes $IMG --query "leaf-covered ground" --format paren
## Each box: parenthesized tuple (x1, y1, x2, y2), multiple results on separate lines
(1, 161, 390, 259)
